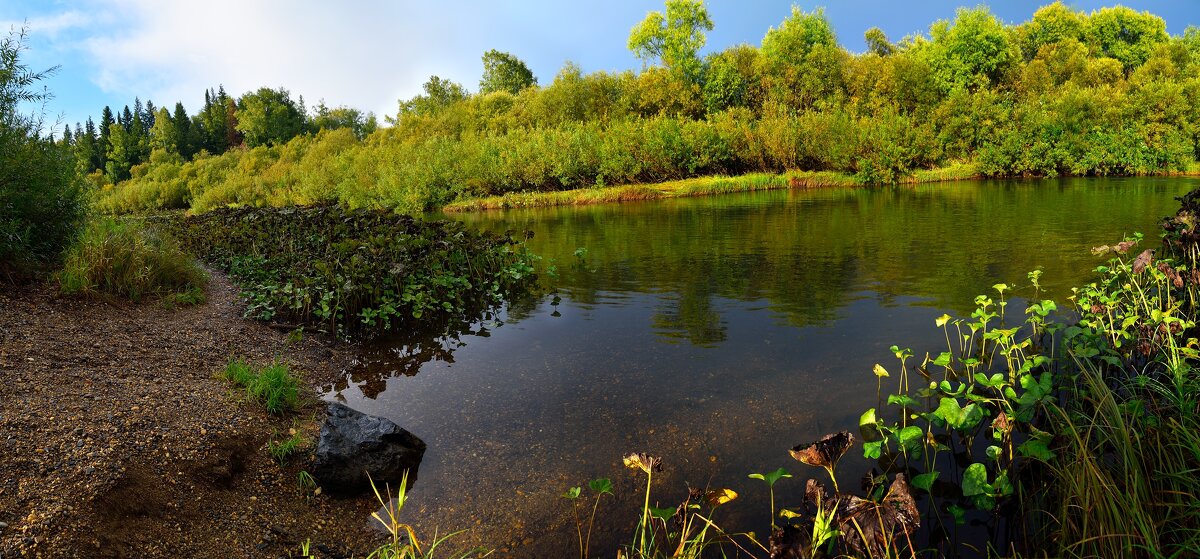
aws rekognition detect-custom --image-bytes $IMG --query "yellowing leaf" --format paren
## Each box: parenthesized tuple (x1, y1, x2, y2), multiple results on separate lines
(705, 488, 738, 506)
(935, 313, 952, 327)
(873, 364, 889, 378)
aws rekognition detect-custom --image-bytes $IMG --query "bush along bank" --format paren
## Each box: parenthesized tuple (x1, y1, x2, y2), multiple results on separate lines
(154, 204, 538, 338)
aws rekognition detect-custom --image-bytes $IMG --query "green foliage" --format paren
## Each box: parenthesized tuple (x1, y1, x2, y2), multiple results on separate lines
(86, 4, 1200, 216)
(0, 28, 86, 276)
(927, 7, 1020, 92)
(628, 0, 713, 83)
(157, 205, 536, 337)
(59, 218, 208, 302)
(222, 358, 300, 415)
(267, 429, 304, 465)
(761, 6, 837, 68)
(479, 49, 536, 95)
(236, 86, 307, 147)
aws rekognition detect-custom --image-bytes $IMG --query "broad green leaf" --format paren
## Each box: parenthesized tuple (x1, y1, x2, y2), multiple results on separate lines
(648, 506, 676, 521)
(863, 440, 883, 459)
(961, 463, 990, 497)
(1018, 433, 1055, 461)
(985, 445, 1002, 461)
(588, 478, 613, 495)
(749, 467, 791, 487)
(948, 504, 966, 525)
(859, 408, 877, 428)
(888, 394, 918, 408)
(912, 471, 939, 492)
(897, 426, 924, 451)
(563, 486, 582, 500)
(932, 352, 953, 368)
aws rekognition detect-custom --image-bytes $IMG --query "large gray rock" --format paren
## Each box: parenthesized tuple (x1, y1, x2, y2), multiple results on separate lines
(312, 402, 425, 495)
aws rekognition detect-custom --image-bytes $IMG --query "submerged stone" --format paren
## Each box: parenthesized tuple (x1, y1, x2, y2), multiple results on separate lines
(312, 403, 425, 495)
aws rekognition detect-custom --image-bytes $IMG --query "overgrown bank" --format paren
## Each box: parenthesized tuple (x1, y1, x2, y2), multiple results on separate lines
(83, 2, 1200, 217)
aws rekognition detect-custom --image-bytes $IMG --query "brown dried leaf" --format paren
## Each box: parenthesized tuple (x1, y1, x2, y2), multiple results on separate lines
(789, 431, 855, 470)
(1133, 249, 1155, 274)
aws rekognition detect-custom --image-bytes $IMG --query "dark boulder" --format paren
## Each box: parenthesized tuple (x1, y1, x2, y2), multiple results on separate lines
(311, 402, 425, 495)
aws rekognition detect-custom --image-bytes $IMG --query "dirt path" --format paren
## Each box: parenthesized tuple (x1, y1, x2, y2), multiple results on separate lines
(0, 272, 385, 558)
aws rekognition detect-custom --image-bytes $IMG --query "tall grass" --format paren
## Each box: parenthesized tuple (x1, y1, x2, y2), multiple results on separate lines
(59, 218, 208, 301)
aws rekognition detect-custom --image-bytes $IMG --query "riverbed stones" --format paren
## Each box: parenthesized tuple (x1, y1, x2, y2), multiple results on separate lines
(311, 403, 425, 495)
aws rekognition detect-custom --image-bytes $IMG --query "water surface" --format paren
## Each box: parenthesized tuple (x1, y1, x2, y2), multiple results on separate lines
(323, 177, 1195, 556)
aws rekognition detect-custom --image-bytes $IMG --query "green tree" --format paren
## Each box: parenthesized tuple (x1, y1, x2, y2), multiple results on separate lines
(0, 28, 85, 274)
(627, 0, 713, 83)
(393, 76, 468, 119)
(761, 6, 837, 67)
(927, 7, 1020, 92)
(864, 27, 895, 56)
(479, 49, 537, 94)
(148, 106, 179, 154)
(1086, 6, 1169, 71)
(311, 102, 377, 139)
(236, 87, 307, 147)
(1018, 2, 1085, 59)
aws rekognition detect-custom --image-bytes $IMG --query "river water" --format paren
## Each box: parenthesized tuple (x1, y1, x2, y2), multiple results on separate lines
(322, 177, 1196, 557)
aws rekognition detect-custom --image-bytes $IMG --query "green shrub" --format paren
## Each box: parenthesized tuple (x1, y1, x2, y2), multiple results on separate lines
(0, 29, 87, 276)
(59, 218, 208, 302)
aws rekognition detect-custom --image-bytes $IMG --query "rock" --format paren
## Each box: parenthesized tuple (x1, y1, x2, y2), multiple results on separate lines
(311, 403, 425, 495)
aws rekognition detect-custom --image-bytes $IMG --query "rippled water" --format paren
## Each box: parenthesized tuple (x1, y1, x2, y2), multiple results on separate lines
(323, 177, 1196, 557)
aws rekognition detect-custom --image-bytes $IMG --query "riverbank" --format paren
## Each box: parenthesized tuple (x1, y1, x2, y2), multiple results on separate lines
(442, 162, 1200, 213)
(0, 272, 381, 557)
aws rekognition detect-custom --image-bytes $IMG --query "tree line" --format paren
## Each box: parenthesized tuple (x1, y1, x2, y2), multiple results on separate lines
(59, 86, 378, 184)
(93, 1, 1200, 215)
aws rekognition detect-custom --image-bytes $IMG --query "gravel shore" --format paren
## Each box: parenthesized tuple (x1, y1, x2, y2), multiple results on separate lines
(0, 272, 383, 557)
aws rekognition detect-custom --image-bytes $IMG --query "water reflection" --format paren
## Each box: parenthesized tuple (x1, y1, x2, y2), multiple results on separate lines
(324, 178, 1196, 557)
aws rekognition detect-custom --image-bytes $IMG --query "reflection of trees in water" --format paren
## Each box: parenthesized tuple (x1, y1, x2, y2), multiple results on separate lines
(327, 294, 541, 399)
(468, 179, 1188, 347)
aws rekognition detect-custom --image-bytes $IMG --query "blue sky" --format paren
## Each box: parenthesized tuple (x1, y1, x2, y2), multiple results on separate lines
(2, 1, 1196, 131)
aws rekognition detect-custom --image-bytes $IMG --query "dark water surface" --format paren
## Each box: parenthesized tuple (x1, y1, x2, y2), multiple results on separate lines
(323, 178, 1196, 556)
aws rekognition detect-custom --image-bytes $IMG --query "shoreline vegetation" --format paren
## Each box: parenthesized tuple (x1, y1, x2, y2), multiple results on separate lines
(443, 162, 1200, 213)
(49, 1, 1198, 218)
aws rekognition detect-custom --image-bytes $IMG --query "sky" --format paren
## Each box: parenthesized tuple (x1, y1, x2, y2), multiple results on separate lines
(2, 1, 1197, 132)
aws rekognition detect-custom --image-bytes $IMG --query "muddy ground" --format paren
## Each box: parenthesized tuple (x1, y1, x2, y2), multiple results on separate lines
(0, 272, 392, 558)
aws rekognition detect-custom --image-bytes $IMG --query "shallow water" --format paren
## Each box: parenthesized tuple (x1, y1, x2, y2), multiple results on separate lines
(323, 177, 1197, 556)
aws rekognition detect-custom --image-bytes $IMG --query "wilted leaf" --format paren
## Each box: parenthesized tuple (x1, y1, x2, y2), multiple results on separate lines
(704, 488, 738, 506)
(1133, 249, 1155, 274)
(623, 452, 662, 474)
(790, 431, 855, 470)
(872, 363, 889, 378)
(768, 524, 811, 559)
(935, 313, 952, 327)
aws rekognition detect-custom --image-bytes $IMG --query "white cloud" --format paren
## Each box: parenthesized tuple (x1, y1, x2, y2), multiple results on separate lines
(1, 10, 91, 38)
(62, 0, 483, 119)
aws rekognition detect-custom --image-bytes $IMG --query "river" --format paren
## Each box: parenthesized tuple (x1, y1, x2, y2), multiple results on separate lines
(322, 177, 1196, 557)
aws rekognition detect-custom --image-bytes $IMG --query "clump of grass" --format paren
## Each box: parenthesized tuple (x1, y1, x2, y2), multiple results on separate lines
(367, 472, 488, 559)
(59, 217, 207, 302)
(905, 162, 979, 184)
(267, 429, 305, 465)
(223, 358, 300, 415)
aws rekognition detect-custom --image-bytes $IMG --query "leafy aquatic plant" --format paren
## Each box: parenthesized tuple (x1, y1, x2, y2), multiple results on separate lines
(155, 204, 538, 338)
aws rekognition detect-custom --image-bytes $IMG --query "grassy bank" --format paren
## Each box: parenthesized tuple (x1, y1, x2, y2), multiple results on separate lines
(443, 167, 965, 212)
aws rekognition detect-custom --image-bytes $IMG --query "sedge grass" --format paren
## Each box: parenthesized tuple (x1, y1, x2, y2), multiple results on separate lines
(59, 217, 207, 301)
